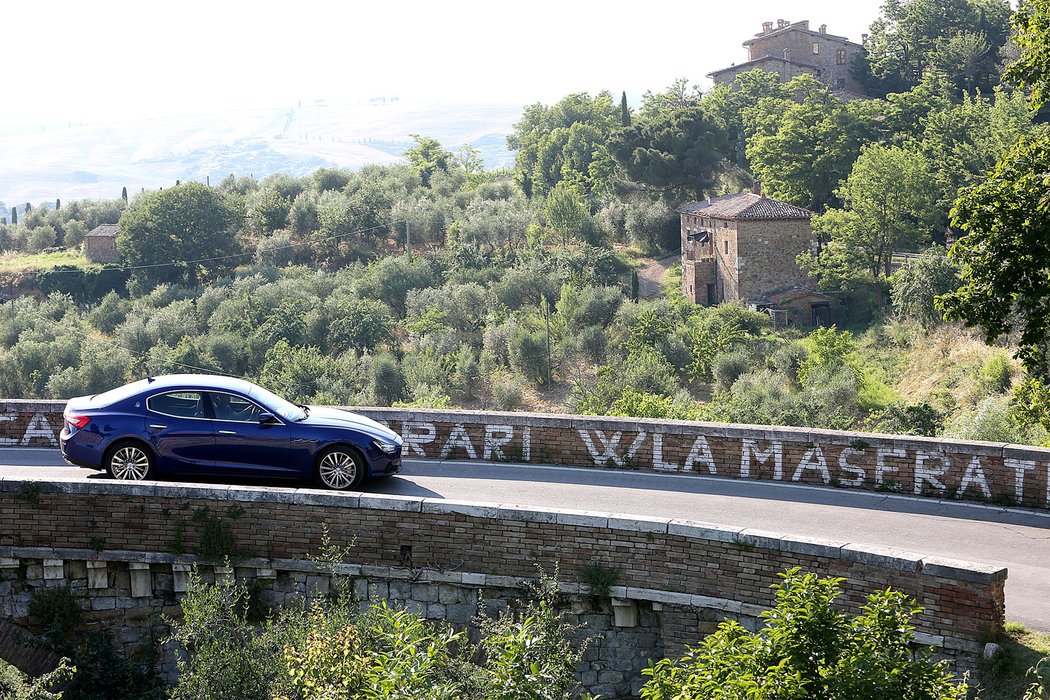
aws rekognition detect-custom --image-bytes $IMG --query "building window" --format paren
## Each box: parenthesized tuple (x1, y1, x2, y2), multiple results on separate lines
(836, 48, 846, 64)
(812, 41, 820, 55)
(724, 240, 729, 254)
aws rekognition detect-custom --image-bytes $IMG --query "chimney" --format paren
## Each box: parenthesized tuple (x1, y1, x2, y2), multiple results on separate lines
(819, 24, 827, 34)
(752, 180, 763, 196)
(762, 21, 773, 33)
(777, 19, 788, 29)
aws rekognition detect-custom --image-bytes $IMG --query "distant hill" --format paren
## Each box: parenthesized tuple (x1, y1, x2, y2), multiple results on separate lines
(0, 99, 522, 208)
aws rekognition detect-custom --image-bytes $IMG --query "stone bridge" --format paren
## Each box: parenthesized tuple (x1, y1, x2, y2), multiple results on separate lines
(0, 476, 1008, 698)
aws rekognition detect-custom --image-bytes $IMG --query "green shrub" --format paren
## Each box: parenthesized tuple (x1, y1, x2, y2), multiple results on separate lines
(712, 350, 752, 392)
(508, 326, 549, 385)
(641, 568, 966, 700)
(490, 374, 525, 411)
(980, 352, 1013, 394)
(366, 353, 404, 406)
(29, 586, 82, 643)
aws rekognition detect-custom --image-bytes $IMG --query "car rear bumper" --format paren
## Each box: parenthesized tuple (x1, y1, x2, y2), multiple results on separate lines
(60, 427, 105, 470)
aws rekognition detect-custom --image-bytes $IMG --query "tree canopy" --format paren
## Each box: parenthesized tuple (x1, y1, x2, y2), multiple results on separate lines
(608, 105, 728, 201)
(118, 182, 241, 287)
(857, 0, 1012, 97)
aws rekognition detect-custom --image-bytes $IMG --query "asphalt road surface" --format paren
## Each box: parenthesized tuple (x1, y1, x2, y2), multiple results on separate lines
(3, 447, 1048, 631)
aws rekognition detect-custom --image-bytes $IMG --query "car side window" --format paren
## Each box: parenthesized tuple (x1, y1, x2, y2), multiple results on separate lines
(147, 391, 207, 419)
(208, 392, 265, 423)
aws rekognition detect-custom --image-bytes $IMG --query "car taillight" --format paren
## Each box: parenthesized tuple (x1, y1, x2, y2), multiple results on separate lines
(66, 414, 91, 429)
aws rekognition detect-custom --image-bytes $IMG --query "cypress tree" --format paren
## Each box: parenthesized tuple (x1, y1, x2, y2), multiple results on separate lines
(11, 208, 16, 225)
(55, 198, 60, 210)
(121, 187, 128, 202)
(24, 203, 31, 213)
(620, 92, 631, 127)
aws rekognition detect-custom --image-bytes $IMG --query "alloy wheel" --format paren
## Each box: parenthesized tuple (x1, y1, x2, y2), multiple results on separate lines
(110, 445, 151, 480)
(318, 450, 358, 490)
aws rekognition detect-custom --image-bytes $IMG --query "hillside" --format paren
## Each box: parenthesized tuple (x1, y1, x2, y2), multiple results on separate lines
(0, 99, 520, 209)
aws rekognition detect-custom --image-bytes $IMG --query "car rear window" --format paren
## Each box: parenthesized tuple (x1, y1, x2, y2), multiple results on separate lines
(90, 381, 148, 406)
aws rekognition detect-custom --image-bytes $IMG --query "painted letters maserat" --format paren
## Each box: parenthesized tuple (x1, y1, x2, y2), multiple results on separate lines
(396, 421, 1050, 508)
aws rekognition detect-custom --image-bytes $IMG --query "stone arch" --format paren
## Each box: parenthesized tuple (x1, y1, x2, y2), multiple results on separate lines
(0, 619, 64, 677)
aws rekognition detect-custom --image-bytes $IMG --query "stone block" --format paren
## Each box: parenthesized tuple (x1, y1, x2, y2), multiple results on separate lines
(213, 566, 234, 585)
(129, 563, 151, 598)
(413, 584, 439, 603)
(42, 559, 64, 580)
(171, 564, 192, 593)
(306, 575, 330, 597)
(611, 598, 638, 628)
(86, 561, 108, 589)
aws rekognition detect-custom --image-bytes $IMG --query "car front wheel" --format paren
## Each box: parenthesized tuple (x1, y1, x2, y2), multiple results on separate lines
(105, 441, 155, 481)
(315, 447, 365, 490)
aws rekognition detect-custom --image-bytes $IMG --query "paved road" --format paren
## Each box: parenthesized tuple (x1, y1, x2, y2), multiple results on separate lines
(4, 448, 1049, 630)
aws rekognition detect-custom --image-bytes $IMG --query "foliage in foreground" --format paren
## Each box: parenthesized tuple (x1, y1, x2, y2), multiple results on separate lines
(167, 565, 592, 700)
(0, 658, 74, 700)
(640, 568, 966, 700)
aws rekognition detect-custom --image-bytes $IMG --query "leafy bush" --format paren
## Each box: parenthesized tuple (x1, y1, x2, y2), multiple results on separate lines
(889, 247, 960, 326)
(0, 657, 75, 700)
(167, 565, 591, 700)
(641, 568, 966, 700)
(945, 395, 1043, 444)
(508, 326, 549, 385)
(490, 373, 525, 411)
(366, 353, 405, 406)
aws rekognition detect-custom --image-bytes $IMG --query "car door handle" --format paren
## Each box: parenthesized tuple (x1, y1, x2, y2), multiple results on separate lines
(218, 430, 237, 435)
(149, 424, 167, 430)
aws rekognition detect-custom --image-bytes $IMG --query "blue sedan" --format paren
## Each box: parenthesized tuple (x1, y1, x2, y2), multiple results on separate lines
(59, 374, 403, 490)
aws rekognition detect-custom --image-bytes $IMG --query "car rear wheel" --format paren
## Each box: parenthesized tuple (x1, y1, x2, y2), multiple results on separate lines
(315, 447, 365, 490)
(105, 441, 155, 481)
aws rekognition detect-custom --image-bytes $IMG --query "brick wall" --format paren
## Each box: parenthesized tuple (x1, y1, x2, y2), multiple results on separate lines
(0, 477, 1007, 671)
(7, 401, 1050, 508)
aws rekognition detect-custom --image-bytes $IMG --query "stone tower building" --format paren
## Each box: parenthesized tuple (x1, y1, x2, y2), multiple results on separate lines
(707, 19, 867, 97)
(680, 191, 832, 326)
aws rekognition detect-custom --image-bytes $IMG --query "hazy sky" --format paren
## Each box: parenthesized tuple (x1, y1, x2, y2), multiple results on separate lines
(5, 0, 884, 126)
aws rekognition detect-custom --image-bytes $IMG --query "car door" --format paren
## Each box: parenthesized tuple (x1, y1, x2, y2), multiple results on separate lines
(206, 391, 294, 475)
(144, 390, 215, 473)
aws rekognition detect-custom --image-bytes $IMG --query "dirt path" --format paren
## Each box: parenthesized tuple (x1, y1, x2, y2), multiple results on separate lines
(636, 252, 679, 299)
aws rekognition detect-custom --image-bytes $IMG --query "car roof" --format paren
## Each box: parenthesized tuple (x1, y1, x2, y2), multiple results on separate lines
(93, 374, 259, 404)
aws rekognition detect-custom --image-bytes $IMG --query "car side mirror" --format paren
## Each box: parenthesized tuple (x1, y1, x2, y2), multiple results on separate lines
(259, 413, 279, 425)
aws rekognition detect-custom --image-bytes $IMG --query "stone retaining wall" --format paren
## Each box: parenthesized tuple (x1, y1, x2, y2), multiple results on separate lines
(0, 476, 1007, 695)
(6, 400, 1050, 509)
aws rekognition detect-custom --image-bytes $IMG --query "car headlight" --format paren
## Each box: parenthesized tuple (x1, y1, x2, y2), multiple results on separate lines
(374, 440, 400, 455)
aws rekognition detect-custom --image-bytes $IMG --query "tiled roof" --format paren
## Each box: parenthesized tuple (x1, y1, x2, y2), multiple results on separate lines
(679, 193, 813, 221)
(85, 224, 119, 238)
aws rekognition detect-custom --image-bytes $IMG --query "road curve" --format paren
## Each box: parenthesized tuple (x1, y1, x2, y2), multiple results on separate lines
(3, 448, 1049, 630)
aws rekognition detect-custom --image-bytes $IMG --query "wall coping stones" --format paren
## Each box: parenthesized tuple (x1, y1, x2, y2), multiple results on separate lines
(668, 520, 745, 542)
(840, 543, 924, 573)
(490, 504, 559, 524)
(921, 556, 1009, 584)
(778, 536, 848, 559)
(606, 514, 669, 534)
(421, 500, 500, 519)
(0, 477, 1009, 587)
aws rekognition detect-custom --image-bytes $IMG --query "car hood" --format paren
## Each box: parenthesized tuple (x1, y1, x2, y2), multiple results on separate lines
(301, 407, 402, 444)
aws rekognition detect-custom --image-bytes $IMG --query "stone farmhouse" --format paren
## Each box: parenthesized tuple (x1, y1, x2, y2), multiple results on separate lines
(708, 19, 867, 97)
(82, 223, 120, 263)
(679, 189, 833, 326)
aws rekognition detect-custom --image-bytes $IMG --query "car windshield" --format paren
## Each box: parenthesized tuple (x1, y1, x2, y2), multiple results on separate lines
(248, 384, 307, 422)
